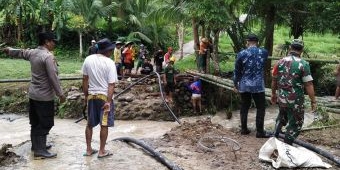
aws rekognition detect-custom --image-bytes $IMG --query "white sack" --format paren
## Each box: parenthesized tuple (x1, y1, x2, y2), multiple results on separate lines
(259, 137, 332, 169)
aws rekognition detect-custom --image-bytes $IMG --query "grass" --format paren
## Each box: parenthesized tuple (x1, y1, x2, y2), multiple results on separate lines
(0, 26, 338, 79)
(0, 58, 83, 79)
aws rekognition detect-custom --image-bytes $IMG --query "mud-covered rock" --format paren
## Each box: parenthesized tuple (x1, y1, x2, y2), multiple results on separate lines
(0, 144, 20, 166)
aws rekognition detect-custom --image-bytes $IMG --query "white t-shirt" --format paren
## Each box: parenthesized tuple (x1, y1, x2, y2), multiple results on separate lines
(82, 54, 118, 96)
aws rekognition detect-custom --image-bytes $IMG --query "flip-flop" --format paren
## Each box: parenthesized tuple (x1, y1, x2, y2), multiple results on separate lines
(83, 149, 98, 156)
(97, 151, 113, 158)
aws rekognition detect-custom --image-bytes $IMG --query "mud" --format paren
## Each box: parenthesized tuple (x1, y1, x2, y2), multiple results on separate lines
(1, 106, 339, 170)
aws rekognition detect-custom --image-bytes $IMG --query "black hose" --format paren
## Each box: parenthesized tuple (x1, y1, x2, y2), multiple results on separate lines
(153, 71, 181, 124)
(75, 71, 181, 124)
(112, 137, 182, 170)
(273, 132, 340, 166)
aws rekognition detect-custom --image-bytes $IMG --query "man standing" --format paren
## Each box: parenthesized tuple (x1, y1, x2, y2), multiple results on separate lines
(82, 38, 118, 158)
(3, 32, 65, 159)
(271, 39, 316, 145)
(163, 58, 177, 103)
(122, 42, 134, 75)
(233, 33, 268, 138)
(189, 76, 202, 113)
(154, 49, 164, 72)
(136, 44, 148, 74)
(198, 38, 209, 73)
(88, 40, 97, 55)
(113, 41, 124, 77)
(163, 47, 173, 67)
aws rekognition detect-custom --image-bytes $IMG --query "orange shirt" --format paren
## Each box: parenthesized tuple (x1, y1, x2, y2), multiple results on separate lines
(199, 42, 208, 55)
(123, 47, 133, 64)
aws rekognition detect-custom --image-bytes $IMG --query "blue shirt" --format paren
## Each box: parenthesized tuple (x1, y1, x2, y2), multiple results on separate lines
(190, 80, 202, 94)
(233, 46, 268, 93)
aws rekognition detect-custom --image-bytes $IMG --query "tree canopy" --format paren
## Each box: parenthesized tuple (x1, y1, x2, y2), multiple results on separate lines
(0, 0, 338, 55)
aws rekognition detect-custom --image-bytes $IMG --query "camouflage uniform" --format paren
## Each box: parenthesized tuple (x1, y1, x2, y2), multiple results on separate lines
(272, 53, 313, 144)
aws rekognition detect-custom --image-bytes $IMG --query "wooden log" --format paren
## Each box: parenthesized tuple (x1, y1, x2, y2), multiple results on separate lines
(186, 70, 340, 114)
(269, 57, 340, 64)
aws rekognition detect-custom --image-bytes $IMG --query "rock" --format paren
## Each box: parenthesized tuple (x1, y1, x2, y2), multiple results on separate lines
(67, 91, 82, 100)
(125, 96, 134, 102)
(117, 97, 126, 102)
(145, 86, 154, 93)
(70, 86, 78, 91)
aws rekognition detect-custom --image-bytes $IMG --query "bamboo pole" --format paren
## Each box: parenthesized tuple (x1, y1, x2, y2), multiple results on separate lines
(186, 70, 340, 114)
(269, 57, 340, 64)
(301, 124, 340, 132)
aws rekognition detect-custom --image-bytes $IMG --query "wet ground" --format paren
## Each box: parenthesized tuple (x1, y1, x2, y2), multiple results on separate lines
(0, 105, 339, 170)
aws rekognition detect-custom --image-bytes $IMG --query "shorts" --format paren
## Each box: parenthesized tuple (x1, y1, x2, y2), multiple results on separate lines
(165, 82, 175, 94)
(136, 59, 144, 68)
(116, 63, 122, 73)
(192, 94, 201, 99)
(87, 94, 114, 127)
(124, 63, 133, 70)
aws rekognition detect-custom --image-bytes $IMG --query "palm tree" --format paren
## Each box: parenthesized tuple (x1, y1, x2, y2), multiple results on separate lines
(63, 0, 115, 57)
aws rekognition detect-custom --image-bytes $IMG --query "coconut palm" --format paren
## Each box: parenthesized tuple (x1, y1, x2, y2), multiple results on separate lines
(61, 0, 115, 57)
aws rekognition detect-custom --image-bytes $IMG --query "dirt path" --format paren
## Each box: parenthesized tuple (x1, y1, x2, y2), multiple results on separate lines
(173, 40, 195, 60)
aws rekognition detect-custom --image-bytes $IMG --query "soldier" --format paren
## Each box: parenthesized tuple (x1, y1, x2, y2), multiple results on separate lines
(271, 39, 317, 145)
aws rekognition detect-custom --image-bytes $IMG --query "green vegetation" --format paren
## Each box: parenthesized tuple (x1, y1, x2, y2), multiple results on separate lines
(0, 58, 83, 79)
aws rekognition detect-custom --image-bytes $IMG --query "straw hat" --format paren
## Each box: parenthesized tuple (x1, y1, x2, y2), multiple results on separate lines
(201, 38, 208, 43)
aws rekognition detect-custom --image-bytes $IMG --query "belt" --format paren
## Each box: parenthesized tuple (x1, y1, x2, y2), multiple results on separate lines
(87, 94, 107, 101)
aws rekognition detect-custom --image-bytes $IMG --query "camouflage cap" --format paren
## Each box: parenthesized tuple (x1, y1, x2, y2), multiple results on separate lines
(291, 39, 304, 50)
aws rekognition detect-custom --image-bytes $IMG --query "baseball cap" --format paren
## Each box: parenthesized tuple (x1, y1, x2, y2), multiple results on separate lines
(291, 39, 304, 50)
(246, 33, 259, 42)
(97, 38, 115, 53)
(115, 41, 124, 45)
(91, 40, 96, 43)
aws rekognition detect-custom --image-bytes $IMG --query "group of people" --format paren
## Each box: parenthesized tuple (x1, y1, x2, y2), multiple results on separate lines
(0, 32, 198, 160)
(233, 33, 316, 145)
(90, 40, 153, 76)
(0, 29, 324, 161)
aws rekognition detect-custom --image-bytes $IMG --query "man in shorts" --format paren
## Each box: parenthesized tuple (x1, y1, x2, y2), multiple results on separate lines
(82, 38, 118, 158)
(163, 58, 177, 102)
(190, 76, 202, 113)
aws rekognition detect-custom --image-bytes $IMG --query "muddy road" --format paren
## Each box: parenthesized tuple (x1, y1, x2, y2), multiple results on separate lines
(1, 105, 340, 170)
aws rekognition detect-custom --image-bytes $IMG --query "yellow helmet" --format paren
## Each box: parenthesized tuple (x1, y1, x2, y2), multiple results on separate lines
(170, 56, 176, 62)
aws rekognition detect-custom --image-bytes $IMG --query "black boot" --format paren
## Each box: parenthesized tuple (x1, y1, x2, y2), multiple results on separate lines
(31, 135, 52, 150)
(31, 134, 36, 151)
(34, 136, 57, 159)
(240, 113, 250, 135)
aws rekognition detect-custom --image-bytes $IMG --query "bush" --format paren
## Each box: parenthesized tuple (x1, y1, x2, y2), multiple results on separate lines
(313, 63, 337, 96)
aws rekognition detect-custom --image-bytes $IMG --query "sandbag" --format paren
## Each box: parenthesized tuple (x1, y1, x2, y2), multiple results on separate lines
(259, 137, 332, 169)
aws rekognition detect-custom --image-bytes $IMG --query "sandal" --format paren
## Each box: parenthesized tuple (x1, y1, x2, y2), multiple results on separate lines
(83, 149, 98, 156)
(97, 151, 113, 158)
